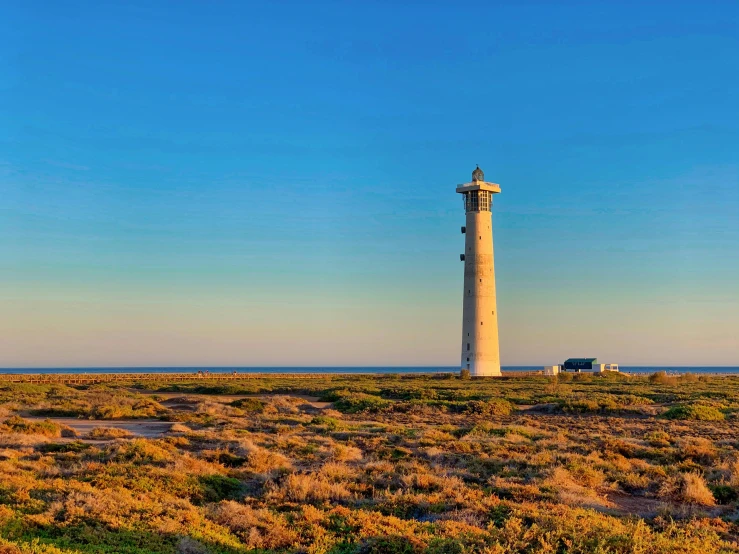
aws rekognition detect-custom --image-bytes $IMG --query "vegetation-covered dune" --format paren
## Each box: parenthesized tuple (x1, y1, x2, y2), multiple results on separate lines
(0, 373, 737, 553)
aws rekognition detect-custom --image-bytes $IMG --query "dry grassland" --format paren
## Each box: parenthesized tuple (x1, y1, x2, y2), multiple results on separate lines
(0, 372, 737, 553)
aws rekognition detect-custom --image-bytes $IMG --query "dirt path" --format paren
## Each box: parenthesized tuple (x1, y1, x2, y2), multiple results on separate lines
(21, 416, 173, 438)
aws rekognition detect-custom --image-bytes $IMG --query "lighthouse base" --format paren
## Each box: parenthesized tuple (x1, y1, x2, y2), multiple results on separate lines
(465, 360, 501, 377)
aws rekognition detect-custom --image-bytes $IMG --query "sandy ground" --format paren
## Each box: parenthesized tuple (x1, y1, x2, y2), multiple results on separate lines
(21, 416, 173, 438)
(15, 392, 333, 441)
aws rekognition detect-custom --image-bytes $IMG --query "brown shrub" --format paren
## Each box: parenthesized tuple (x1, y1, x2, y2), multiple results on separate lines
(320, 462, 358, 481)
(269, 473, 352, 503)
(208, 501, 299, 549)
(88, 427, 133, 440)
(659, 472, 716, 506)
(237, 440, 293, 474)
(333, 444, 363, 462)
(170, 423, 192, 434)
(678, 437, 717, 464)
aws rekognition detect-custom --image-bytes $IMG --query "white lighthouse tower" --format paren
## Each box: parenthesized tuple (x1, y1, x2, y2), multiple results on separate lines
(457, 166, 502, 376)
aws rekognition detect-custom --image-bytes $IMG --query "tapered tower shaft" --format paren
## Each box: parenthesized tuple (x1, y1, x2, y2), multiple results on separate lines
(457, 166, 501, 376)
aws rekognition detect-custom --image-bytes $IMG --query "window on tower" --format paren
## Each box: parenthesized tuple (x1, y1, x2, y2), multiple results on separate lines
(465, 190, 491, 212)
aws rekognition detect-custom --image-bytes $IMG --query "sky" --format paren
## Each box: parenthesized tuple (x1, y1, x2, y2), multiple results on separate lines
(1, 1, 738, 368)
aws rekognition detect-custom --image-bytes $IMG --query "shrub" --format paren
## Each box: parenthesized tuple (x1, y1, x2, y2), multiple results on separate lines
(91, 396, 167, 419)
(680, 472, 716, 505)
(2, 416, 61, 437)
(333, 444, 363, 462)
(108, 438, 173, 465)
(659, 472, 716, 505)
(198, 474, 243, 502)
(425, 538, 465, 554)
(709, 484, 738, 504)
(459, 369, 471, 380)
(333, 393, 390, 414)
(357, 535, 420, 554)
(311, 416, 342, 431)
(208, 501, 299, 550)
(561, 398, 601, 413)
(663, 404, 725, 421)
(39, 441, 90, 453)
(648, 371, 699, 386)
(270, 473, 351, 503)
(463, 399, 513, 417)
(645, 430, 671, 447)
(239, 440, 293, 473)
(88, 427, 134, 440)
(170, 423, 192, 433)
(228, 397, 265, 412)
(649, 371, 677, 385)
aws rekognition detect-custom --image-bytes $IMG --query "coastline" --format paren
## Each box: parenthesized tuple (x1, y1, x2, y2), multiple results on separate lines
(0, 366, 738, 377)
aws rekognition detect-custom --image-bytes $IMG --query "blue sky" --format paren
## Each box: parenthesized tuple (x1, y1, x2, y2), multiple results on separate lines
(1, 1, 738, 367)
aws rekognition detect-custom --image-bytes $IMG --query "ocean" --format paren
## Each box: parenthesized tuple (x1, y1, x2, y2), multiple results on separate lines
(1, 366, 738, 375)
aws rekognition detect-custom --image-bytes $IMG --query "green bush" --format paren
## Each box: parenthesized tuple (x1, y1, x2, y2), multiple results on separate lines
(228, 397, 265, 412)
(709, 484, 738, 504)
(197, 474, 243, 503)
(663, 404, 725, 421)
(39, 441, 91, 453)
(311, 416, 342, 430)
(333, 393, 390, 414)
(462, 399, 513, 417)
(425, 538, 465, 554)
(357, 535, 419, 554)
(645, 430, 671, 447)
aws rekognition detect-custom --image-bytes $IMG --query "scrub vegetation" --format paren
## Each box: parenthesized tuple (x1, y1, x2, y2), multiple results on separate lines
(0, 373, 738, 553)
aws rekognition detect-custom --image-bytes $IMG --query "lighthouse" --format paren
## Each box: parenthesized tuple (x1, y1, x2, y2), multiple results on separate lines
(457, 166, 502, 376)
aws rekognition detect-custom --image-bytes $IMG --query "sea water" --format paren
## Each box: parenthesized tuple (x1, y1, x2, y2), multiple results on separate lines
(1, 366, 738, 375)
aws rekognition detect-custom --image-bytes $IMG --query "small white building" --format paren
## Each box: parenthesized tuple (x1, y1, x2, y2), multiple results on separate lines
(544, 365, 560, 376)
(592, 363, 619, 373)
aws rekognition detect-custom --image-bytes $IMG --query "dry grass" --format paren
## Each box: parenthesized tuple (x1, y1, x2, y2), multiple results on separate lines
(660, 472, 716, 506)
(88, 427, 134, 440)
(0, 375, 736, 553)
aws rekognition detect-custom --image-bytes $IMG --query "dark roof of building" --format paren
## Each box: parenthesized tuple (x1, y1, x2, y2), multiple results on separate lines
(564, 358, 598, 363)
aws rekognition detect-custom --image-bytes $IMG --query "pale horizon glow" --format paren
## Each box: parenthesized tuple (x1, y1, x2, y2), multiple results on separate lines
(2, 2, 738, 368)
